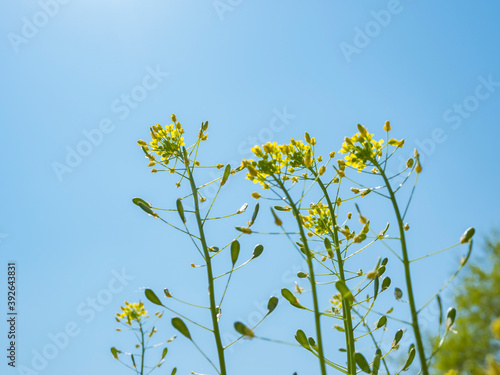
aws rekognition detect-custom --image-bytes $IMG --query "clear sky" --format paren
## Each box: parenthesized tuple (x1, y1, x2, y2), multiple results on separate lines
(1, 1, 499, 374)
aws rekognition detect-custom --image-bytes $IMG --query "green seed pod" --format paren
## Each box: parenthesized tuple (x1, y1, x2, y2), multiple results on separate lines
(221, 164, 231, 186)
(171, 317, 191, 340)
(460, 227, 475, 244)
(176, 198, 186, 223)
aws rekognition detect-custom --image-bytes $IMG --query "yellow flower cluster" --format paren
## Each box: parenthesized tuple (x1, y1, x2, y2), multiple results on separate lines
(241, 136, 315, 188)
(339, 124, 404, 172)
(137, 114, 185, 166)
(301, 202, 334, 235)
(116, 301, 147, 326)
(330, 293, 343, 314)
(339, 125, 385, 171)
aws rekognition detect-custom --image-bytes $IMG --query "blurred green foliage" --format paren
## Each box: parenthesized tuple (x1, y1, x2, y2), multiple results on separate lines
(432, 235, 500, 374)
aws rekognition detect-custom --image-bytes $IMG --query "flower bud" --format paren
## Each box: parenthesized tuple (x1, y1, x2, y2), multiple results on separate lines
(319, 166, 326, 176)
(415, 162, 422, 174)
(406, 158, 414, 168)
(384, 121, 391, 131)
(329, 151, 336, 158)
(304, 132, 311, 144)
(304, 152, 313, 167)
(171, 114, 177, 123)
(357, 124, 369, 137)
(251, 192, 261, 199)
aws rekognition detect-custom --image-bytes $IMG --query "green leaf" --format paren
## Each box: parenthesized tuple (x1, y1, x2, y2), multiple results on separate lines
(294, 329, 311, 350)
(392, 329, 404, 347)
(403, 344, 416, 370)
(171, 368, 177, 375)
(171, 317, 191, 340)
(221, 164, 231, 186)
(161, 347, 168, 360)
(446, 307, 457, 330)
(176, 198, 186, 223)
(251, 244, 264, 259)
(145, 289, 164, 306)
(267, 296, 279, 313)
(336, 281, 354, 303)
(132, 197, 154, 215)
(131, 354, 136, 368)
(234, 322, 254, 338)
(355, 352, 371, 373)
(381, 257, 389, 266)
(249, 203, 260, 226)
(281, 288, 305, 309)
(110, 347, 121, 359)
(230, 241, 240, 267)
(374, 277, 379, 301)
(382, 277, 391, 291)
(375, 315, 387, 329)
(372, 349, 382, 375)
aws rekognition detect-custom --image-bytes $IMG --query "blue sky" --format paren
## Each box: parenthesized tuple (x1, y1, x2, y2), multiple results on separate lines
(1, 1, 499, 374)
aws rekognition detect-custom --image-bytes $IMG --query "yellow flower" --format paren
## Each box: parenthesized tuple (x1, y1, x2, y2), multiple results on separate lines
(242, 137, 314, 189)
(444, 371, 458, 375)
(388, 138, 405, 148)
(339, 127, 385, 172)
(116, 302, 147, 326)
(143, 116, 186, 163)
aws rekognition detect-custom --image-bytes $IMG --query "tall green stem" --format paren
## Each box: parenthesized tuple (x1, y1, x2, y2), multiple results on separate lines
(139, 321, 145, 375)
(186, 157, 227, 375)
(276, 176, 328, 375)
(315, 177, 356, 374)
(373, 159, 428, 375)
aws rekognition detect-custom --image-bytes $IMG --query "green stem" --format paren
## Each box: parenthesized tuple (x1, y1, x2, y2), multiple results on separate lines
(185, 153, 227, 375)
(275, 176, 328, 375)
(315, 176, 356, 374)
(373, 159, 428, 375)
(139, 321, 145, 375)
